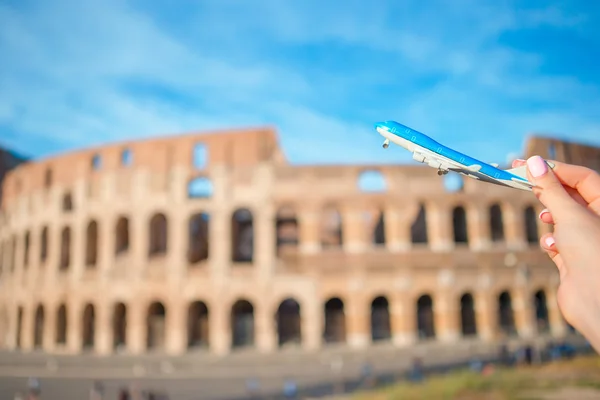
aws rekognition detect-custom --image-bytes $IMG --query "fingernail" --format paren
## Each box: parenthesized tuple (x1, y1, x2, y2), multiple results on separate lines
(539, 209, 549, 219)
(527, 156, 548, 178)
(514, 159, 525, 163)
(545, 236, 555, 247)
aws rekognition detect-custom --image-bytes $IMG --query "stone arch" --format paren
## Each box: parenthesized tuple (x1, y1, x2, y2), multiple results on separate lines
(112, 303, 127, 350)
(231, 299, 254, 348)
(23, 231, 30, 268)
(498, 291, 516, 336)
(534, 289, 550, 333)
(323, 297, 345, 343)
(44, 167, 53, 188)
(188, 177, 213, 198)
(188, 213, 209, 264)
(366, 208, 386, 246)
(59, 226, 71, 270)
(524, 206, 538, 244)
(121, 148, 133, 166)
(411, 203, 428, 244)
(192, 142, 207, 169)
(115, 216, 129, 255)
(452, 206, 468, 244)
(187, 301, 209, 348)
(85, 220, 99, 267)
(40, 226, 48, 264)
(357, 170, 387, 192)
(56, 304, 67, 345)
(231, 208, 253, 263)
(489, 204, 504, 242)
(460, 293, 477, 336)
(320, 206, 343, 248)
(91, 154, 102, 170)
(148, 213, 168, 256)
(147, 302, 166, 350)
(33, 305, 44, 349)
(276, 298, 301, 347)
(371, 296, 391, 341)
(82, 303, 95, 350)
(416, 294, 435, 339)
(275, 206, 299, 255)
(16, 306, 23, 348)
(62, 192, 73, 212)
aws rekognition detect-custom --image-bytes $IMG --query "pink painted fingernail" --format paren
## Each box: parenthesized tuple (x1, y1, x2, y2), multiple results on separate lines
(539, 209, 549, 219)
(527, 156, 548, 178)
(545, 236, 555, 247)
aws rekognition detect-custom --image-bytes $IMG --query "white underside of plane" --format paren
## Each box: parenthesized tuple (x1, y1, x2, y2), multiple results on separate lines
(377, 128, 534, 191)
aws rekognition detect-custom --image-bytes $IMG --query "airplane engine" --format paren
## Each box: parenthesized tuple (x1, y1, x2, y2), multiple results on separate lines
(412, 152, 425, 163)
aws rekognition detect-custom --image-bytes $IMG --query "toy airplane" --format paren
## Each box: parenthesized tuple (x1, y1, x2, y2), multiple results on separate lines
(375, 120, 554, 191)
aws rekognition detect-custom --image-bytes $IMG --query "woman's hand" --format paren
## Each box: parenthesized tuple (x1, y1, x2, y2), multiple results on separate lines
(516, 156, 600, 352)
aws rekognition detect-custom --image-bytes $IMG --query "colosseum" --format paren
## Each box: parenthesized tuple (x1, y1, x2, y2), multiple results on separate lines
(0, 126, 599, 357)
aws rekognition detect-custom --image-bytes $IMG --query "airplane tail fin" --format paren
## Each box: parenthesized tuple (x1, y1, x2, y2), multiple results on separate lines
(504, 165, 528, 179)
(504, 161, 555, 179)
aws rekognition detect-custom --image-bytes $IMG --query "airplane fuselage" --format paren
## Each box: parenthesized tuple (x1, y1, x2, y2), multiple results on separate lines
(375, 121, 533, 191)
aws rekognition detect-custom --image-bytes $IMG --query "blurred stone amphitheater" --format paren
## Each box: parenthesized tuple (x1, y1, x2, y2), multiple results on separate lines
(0, 127, 599, 357)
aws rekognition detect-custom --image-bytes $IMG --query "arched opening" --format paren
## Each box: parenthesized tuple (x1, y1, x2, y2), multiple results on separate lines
(188, 213, 209, 264)
(59, 226, 71, 270)
(187, 301, 209, 348)
(276, 298, 301, 347)
(23, 231, 30, 268)
(115, 217, 129, 255)
(460, 293, 477, 336)
(498, 291, 516, 336)
(112, 303, 126, 350)
(147, 302, 166, 350)
(443, 173, 464, 192)
(121, 148, 133, 166)
(321, 207, 343, 248)
(33, 305, 44, 349)
(411, 204, 428, 244)
(534, 290, 550, 333)
(489, 204, 504, 242)
(452, 206, 468, 244)
(323, 298, 345, 343)
(371, 296, 391, 341)
(82, 304, 95, 350)
(192, 143, 207, 169)
(275, 206, 299, 255)
(357, 170, 387, 192)
(44, 168, 52, 188)
(231, 209, 253, 263)
(417, 295, 435, 339)
(40, 226, 48, 264)
(372, 211, 386, 245)
(16, 306, 23, 349)
(91, 154, 102, 170)
(85, 220, 98, 267)
(62, 192, 73, 212)
(56, 304, 67, 345)
(148, 213, 168, 256)
(188, 177, 213, 198)
(524, 206, 538, 244)
(231, 300, 254, 348)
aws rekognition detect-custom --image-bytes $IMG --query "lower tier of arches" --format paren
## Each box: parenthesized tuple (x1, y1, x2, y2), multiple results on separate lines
(7, 288, 568, 355)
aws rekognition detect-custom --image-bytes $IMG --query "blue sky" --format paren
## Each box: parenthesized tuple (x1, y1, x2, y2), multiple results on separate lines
(0, 0, 599, 166)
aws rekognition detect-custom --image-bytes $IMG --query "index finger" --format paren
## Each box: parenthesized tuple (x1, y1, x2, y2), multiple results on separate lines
(513, 158, 600, 205)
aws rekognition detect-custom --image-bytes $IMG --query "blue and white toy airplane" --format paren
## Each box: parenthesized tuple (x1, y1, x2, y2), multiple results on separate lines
(375, 120, 554, 191)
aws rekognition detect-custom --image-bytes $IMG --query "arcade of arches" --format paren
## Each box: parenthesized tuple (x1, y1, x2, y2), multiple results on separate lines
(12, 287, 565, 355)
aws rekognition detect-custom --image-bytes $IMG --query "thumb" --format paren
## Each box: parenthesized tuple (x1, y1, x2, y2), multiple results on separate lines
(526, 155, 578, 220)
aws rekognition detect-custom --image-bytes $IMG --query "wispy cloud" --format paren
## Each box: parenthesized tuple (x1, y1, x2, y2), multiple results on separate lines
(0, 0, 598, 165)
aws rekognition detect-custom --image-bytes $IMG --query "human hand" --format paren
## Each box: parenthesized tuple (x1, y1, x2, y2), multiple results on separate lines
(516, 156, 600, 351)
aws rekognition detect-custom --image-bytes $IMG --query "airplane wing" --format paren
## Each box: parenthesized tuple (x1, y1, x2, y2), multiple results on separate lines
(503, 161, 555, 180)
